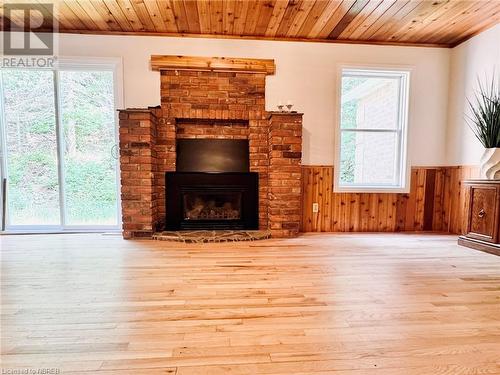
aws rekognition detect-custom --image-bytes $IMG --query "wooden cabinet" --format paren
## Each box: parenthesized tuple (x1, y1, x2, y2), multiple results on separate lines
(458, 180, 500, 256)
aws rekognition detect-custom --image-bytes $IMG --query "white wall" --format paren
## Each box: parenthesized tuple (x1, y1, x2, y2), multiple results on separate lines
(46, 34, 450, 165)
(447, 24, 500, 165)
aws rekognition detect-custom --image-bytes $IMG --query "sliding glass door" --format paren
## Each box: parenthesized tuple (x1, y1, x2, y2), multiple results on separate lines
(0, 63, 121, 231)
(58, 70, 118, 227)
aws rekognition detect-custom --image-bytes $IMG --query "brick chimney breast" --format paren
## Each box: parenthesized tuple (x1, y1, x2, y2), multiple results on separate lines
(118, 56, 302, 239)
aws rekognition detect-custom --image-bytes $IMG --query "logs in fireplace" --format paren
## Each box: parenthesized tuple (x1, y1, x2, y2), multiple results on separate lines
(183, 191, 241, 220)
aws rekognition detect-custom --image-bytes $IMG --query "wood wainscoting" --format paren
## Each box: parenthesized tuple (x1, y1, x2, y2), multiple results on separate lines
(301, 166, 479, 234)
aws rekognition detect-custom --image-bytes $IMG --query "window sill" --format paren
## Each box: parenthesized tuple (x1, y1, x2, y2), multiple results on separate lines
(334, 186, 410, 194)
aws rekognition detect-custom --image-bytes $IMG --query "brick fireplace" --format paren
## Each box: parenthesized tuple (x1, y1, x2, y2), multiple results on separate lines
(118, 56, 302, 239)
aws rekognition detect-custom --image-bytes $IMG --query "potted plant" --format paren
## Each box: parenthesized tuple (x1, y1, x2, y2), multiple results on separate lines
(467, 75, 500, 179)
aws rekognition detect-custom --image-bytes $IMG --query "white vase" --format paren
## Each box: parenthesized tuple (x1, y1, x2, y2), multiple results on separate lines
(480, 148, 500, 180)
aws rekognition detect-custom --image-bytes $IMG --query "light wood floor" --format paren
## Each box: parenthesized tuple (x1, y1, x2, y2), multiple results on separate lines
(1, 233, 499, 374)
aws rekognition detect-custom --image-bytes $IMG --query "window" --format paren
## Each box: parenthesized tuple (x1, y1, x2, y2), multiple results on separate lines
(0, 58, 123, 231)
(335, 68, 410, 192)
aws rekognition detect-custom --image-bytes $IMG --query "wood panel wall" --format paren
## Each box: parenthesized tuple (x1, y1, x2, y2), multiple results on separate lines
(301, 166, 479, 234)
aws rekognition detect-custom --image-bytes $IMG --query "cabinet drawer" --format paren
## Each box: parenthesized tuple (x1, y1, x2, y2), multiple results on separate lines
(467, 186, 498, 242)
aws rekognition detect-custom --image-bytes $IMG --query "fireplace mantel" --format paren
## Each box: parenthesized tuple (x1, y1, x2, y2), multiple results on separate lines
(151, 55, 275, 75)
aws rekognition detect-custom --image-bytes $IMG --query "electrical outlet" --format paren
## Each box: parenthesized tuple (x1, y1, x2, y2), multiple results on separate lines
(312, 202, 319, 213)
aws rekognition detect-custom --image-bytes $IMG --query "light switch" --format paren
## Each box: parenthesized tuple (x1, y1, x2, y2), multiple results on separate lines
(312, 203, 319, 213)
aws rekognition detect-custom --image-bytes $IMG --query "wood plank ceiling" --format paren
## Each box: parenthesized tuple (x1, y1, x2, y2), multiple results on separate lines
(2, 1, 500, 47)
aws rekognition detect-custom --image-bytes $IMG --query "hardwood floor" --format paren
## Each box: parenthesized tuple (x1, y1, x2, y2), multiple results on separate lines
(1, 233, 499, 374)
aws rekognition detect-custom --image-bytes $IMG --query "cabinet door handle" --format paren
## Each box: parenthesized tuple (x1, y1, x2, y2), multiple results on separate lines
(478, 209, 486, 218)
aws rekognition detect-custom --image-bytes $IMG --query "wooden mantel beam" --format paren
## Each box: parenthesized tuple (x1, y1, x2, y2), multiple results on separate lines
(150, 55, 275, 75)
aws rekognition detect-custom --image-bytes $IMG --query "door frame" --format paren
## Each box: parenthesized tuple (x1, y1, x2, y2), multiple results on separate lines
(0, 57, 124, 233)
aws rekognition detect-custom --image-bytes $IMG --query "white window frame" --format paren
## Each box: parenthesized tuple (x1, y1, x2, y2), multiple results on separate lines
(334, 65, 411, 193)
(0, 56, 124, 233)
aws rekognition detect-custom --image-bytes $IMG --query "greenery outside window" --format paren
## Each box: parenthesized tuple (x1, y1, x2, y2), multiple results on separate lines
(335, 67, 410, 192)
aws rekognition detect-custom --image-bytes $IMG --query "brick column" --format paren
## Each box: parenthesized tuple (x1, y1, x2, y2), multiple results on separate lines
(154, 114, 176, 231)
(268, 112, 303, 237)
(118, 108, 157, 239)
(249, 118, 269, 229)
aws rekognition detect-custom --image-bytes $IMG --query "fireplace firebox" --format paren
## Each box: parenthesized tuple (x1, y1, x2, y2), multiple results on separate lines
(165, 172, 258, 230)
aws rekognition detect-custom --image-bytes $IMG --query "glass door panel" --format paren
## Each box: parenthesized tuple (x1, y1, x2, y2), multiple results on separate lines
(58, 70, 119, 226)
(1, 70, 61, 227)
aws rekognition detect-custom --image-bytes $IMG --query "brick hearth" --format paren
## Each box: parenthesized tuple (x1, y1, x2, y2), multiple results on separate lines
(118, 56, 302, 239)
